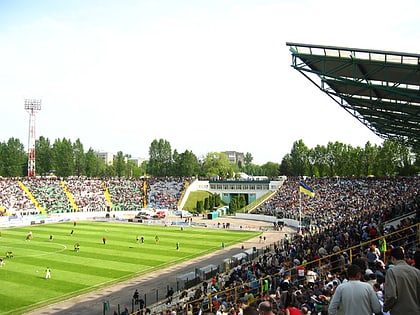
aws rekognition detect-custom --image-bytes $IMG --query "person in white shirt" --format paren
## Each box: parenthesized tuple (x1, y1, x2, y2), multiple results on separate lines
(328, 264, 381, 315)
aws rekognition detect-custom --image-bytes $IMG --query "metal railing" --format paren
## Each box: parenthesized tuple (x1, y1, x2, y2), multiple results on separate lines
(125, 222, 418, 315)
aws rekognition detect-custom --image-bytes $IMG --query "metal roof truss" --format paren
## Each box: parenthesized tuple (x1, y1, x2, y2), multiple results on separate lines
(287, 42, 420, 149)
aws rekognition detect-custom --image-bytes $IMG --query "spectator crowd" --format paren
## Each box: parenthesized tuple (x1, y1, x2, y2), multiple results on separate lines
(0, 176, 419, 315)
(141, 176, 419, 315)
(0, 176, 189, 215)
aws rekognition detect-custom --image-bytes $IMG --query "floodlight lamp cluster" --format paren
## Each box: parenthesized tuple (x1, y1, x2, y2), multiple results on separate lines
(24, 99, 42, 111)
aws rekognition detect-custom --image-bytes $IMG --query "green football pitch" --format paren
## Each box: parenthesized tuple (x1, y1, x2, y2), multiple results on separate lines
(0, 221, 259, 314)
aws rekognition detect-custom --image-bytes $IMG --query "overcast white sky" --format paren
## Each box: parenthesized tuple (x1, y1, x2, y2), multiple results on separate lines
(1, 0, 419, 165)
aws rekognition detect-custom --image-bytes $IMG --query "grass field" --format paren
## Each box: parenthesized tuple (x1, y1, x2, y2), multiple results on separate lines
(182, 190, 215, 212)
(0, 220, 259, 315)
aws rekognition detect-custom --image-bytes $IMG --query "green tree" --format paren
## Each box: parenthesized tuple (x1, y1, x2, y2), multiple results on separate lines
(260, 162, 280, 178)
(173, 149, 200, 177)
(172, 150, 181, 176)
(202, 152, 234, 178)
(244, 152, 253, 167)
(0, 138, 26, 176)
(325, 141, 336, 176)
(85, 148, 103, 177)
(290, 140, 310, 176)
(73, 139, 86, 176)
(52, 138, 74, 177)
(104, 164, 116, 177)
(363, 141, 379, 176)
(412, 149, 420, 175)
(204, 197, 209, 210)
(348, 146, 364, 176)
(214, 193, 222, 207)
(279, 154, 293, 176)
(393, 140, 414, 175)
(238, 194, 246, 208)
(126, 159, 141, 177)
(326, 141, 349, 176)
(228, 195, 246, 214)
(114, 151, 126, 177)
(196, 200, 204, 212)
(308, 146, 321, 177)
(148, 139, 172, 177)
(0, 141, 4, 175)
(380, 139, 416, 176)
(209, 194, 215, 209)
(377, 139, 399, 176)
(35, 136, 53, 176)
(229, 197, 238, 214)
(243, 163, 261, 177)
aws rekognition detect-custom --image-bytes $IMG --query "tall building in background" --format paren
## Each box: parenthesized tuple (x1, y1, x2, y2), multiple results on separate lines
(95, 151, 114, 165)
(222, 151, 245, 165)
(24, 99, 41, 177)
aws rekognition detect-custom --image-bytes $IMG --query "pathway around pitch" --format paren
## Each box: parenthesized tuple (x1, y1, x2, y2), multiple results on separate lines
(24, 218, 293, 315)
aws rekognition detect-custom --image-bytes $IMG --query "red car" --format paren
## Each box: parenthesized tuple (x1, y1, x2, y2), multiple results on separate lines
(152, 211, 166, 219)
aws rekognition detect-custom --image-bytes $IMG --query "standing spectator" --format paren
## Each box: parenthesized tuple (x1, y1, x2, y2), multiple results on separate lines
(328, 264, 381, 315)
(296, 263, 306, 285)
(121, 306, 129, 315)
(383, 247, 420, 315)
(133, 289, 139, 305)
(373, 283, 389, 315)
(258, 301, 275, 315)
(138, 297, 145, 310)
(366, 244, 380, 269)
(378, 237, 387, 261)
(166, 287, 174, 304)
(414, 244, 420, 270)
(243, 306, 258, 315)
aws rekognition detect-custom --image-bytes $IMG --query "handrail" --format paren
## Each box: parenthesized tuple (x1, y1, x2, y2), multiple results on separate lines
(131, 223, 418, 315)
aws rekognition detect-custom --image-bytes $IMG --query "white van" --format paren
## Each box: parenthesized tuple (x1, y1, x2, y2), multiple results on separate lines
(135, 210, 154, 220)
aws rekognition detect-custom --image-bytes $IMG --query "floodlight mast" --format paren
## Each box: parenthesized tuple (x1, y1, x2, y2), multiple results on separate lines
(24, 99, 41, 177)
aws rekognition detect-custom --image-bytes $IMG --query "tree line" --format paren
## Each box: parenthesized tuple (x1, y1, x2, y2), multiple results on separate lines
(0, 136, 418, 178)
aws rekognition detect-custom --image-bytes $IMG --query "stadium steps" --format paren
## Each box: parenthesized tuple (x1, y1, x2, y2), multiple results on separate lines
(102, 181, 114, 210)
(17, 180, 46, 214)
(244, 190, 278, 213)
(61, 181, 79, 212)
(142, 180, 147, 208)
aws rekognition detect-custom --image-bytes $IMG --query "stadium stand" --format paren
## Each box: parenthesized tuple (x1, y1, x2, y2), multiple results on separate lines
(0, 177, 190, 215)
(1, 176, 417, 315)
(132, 177, 418, 315)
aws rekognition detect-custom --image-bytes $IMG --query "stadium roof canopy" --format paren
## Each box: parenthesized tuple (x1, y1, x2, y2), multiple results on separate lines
(286, 42, 420, 150)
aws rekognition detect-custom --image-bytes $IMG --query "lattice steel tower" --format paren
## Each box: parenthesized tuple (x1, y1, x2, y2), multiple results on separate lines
(24, 99, 42, 177)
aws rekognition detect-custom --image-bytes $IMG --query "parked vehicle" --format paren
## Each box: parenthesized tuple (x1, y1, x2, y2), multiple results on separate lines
(173, 210, 193, 218)
(152, 210, 166, 219)
(135, 210, 153, 220)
